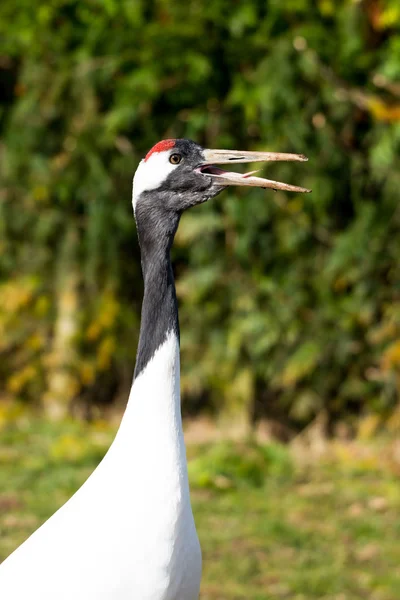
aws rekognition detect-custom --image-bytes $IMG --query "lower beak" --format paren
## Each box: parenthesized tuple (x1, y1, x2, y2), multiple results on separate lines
(198, 149, 311, 193)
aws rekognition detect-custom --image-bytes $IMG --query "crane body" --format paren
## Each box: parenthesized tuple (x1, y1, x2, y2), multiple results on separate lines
(0, 139, 309, 599)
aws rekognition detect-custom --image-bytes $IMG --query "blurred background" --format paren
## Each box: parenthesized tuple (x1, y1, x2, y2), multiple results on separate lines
(1, 1, 400, 598)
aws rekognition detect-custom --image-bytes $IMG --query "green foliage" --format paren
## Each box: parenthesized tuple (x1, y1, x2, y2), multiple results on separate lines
(1, 0, 400, 426)
(189, 440, 293, 490)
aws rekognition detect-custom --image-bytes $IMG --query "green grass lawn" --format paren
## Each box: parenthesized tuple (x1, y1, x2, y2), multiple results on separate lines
(1, 419, 400, 599)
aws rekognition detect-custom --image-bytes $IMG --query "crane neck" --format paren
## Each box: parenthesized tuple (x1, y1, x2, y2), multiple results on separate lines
(134, 209, 181, 379)
(112, 204, 189, 504)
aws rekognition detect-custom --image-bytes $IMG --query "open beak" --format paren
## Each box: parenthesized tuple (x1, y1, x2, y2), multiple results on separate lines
(197, 149, 311, 193)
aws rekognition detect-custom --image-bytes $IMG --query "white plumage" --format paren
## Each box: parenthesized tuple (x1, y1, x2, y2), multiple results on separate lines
(0, 332, 201, 600)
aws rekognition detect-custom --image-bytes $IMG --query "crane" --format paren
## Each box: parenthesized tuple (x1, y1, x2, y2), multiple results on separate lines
(0, 138, 309, 599)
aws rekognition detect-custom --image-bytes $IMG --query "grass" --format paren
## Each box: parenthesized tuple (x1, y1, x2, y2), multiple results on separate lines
(1, 418, 400, 599)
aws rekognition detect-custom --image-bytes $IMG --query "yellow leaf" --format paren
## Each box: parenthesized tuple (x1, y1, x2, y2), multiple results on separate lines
(358, 414, 381, 440)
(86, 321, 101, 341)
(382, 340, 400, 371)
(80, 362, 96, 385)
(26, 333, 44, 351)
(97, 336, 116, 370)
(7, 365, 37, 393)
(50, 434, 86, 461)
(368, 98, 400, 122)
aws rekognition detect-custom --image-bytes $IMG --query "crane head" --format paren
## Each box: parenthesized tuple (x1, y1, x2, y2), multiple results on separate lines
(132, 138, 310, 223)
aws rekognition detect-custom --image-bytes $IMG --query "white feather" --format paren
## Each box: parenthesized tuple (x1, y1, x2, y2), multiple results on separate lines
(132, 152, 179, 211)
(0, 331, 201, 600)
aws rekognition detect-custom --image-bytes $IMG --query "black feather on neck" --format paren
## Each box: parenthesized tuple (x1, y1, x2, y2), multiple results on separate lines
(133, 198, 181, 379)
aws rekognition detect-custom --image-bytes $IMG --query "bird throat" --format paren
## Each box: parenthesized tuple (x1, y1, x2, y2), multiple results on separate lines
(134, 210, 181, 379)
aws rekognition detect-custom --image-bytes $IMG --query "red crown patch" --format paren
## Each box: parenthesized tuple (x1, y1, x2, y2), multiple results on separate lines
(145, 139, 176, 161)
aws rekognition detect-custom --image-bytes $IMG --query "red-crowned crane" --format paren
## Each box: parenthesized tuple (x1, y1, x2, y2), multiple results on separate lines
(0, 139, 309, 599)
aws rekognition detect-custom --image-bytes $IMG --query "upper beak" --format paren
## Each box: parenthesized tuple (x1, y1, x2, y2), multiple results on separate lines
(197, 149, 311, 193)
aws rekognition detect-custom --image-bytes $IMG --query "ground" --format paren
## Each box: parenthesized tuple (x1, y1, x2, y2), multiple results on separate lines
(0, 418, 399, 599)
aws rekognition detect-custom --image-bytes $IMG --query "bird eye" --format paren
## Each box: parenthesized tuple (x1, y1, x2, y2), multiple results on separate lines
(169, 153, 182, 165)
